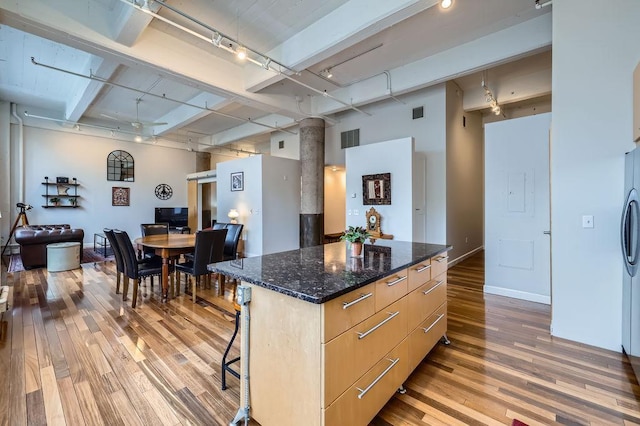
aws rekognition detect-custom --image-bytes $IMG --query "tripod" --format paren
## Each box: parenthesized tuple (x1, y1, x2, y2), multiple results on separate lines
(1, 207, 30, 264)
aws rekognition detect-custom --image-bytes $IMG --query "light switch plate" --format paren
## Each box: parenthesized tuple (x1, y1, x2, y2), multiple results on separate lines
(582, 215, 594, 228)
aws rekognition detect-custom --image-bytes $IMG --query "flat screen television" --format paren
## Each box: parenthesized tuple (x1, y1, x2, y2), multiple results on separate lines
(154, 207, 188, 228)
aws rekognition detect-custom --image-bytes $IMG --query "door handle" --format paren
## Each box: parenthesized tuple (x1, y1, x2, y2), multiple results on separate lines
(543, 231, 551, 235)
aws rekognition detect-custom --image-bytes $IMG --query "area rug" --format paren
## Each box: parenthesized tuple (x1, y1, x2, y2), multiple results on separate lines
(7, 247, 114, 273)
(512, 420, 529, 426)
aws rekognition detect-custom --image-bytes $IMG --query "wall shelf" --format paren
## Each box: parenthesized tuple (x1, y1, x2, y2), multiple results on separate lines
(42, 176, 81, 208)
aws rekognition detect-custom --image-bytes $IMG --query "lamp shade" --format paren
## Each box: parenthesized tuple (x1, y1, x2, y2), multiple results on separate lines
(228, 209, 239, 223)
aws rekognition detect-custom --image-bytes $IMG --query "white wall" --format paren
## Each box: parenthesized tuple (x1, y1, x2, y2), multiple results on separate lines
(10, 125, 195, 245)
(217, 156, 262, 257)
(217, 155, 301, 257)
(326, 85, 447, 244)
(446, 81, 484, 263)
(345, 137, 414, 242)
(0, 102, 10, 282)
(551, 0, 640, 351)
(262, 155, 300, 254)
(270, 130, 300, 160)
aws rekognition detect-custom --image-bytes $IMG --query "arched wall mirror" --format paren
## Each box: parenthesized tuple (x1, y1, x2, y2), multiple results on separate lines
(107, 150, 135, 182)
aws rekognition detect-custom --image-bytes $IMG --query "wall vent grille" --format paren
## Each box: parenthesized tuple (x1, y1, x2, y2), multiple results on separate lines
(341, 129, 360, 149)
(412, 106, 424, 119)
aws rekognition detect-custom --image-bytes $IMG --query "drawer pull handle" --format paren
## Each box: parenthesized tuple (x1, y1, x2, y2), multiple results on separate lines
(435, 255, 449, 263)
(423, 280, 445, 295)
(357, 311, 399, 340)
(342, 292, 373, 310)
(356, 357, 400, 399)
(386, 275, 407, 287)
(415, 264, 431, 273)
(423, 314, 445, 334)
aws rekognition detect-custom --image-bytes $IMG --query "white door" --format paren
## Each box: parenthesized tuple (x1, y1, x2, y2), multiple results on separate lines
(484, 113, 551, 304)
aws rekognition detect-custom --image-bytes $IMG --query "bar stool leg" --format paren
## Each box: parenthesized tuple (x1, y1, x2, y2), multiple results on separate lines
(221, 308, 241, 390)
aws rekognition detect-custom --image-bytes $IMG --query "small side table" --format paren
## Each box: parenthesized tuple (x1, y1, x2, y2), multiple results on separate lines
(47, 242, 81, 272)
(94, 233, 109, 257)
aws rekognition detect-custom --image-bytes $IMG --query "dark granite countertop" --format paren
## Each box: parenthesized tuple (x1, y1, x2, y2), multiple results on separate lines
(208, 240, 451, 304)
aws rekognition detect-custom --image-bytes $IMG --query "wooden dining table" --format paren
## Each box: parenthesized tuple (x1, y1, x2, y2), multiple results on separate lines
(133, 233, 195, 301)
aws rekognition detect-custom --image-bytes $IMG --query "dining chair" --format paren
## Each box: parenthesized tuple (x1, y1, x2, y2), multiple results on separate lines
(221, 223, 243, 261)
(215, 223, 244, 297)
(103, 228, 125, 295)
(175, 229, 227, 302)
(140, 223, 169, 260)
(114, 229, 169, 308)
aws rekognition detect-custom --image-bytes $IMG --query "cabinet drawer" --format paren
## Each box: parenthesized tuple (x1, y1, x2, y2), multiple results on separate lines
(375, 269, 408, 312)
(407, 303, 447, 372)
(322, 283, 376, 343)
(431, 253, 449, 278)
(323, 298, 407, 406)
(407, 278, 447, 331)
(324, 338, 409, 426)
(407, 260, 432, 292)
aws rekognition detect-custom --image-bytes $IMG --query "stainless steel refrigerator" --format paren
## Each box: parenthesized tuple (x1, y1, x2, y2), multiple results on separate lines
(621, 147, 640, 383)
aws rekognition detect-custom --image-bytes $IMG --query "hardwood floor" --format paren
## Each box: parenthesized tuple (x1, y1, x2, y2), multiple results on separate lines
(1, 251, 638, 425)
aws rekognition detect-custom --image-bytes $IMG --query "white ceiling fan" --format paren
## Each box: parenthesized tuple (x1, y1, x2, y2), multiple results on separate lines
(101, 98, 167, 130)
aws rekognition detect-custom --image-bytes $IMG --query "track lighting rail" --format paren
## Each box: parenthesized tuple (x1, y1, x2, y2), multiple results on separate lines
(119, 0, 371, 116)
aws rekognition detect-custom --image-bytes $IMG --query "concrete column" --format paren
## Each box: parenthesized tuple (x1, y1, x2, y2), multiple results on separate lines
(299, 118, 325, 247)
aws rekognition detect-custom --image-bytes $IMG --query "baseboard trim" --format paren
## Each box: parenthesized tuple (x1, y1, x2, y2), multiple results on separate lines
(448, 246, 483, 268)
(484, 285, 550, 305)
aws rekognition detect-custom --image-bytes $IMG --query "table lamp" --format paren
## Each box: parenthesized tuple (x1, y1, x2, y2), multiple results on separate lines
(228, 209, 239, 224)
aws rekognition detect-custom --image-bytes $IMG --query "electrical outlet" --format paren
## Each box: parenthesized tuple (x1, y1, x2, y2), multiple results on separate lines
(354, 209, 359, 216)
(237, 286, 252, 305)
(582, 215, 594, 228)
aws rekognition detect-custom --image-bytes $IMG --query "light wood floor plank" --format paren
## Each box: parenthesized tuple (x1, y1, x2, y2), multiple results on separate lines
(1, 251, 639, 425)
(40, 365, 66, 425)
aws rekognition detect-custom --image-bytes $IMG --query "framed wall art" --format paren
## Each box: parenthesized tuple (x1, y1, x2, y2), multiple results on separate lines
(362, 172, 391, 205)
(112, 187, 130, 206)
(231, 172, 244, 191)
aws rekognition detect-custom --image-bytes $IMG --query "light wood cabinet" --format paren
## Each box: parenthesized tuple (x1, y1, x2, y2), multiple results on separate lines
(242, 252, 448, 425)
(635, 62, 640, 142)
(324, 298, 407, 405)
(322, 282, 376, 343)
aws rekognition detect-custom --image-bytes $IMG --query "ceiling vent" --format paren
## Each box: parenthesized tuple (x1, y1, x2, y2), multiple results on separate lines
(341, 129, 360, 149)
(412, 106, 424, 120)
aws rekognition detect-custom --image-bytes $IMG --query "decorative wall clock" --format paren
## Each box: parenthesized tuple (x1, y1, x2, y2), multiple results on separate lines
(366, 207, 382, 238)
(155, 183, 173, 200)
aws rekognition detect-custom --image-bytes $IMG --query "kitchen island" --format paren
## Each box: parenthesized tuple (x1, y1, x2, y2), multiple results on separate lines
(209, 239, 451, 425)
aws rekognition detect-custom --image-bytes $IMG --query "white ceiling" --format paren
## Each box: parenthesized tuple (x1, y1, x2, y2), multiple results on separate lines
(0, 0, 552, 152)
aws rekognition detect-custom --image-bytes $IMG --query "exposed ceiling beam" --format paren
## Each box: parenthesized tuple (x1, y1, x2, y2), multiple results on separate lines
(152, 92, 231, 135)
(313, 14, 553, 115)
(462, 67, 552, 112)
(0, 0, 305, 119)
(204, 114, 297, 147)
(244, 0, 438, 93)
(111, 0, 157, 46)
(206, 13, 552, 145)
(65, 56, 120, 122)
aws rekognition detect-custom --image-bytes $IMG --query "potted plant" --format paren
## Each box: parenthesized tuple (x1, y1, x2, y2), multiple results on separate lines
(69, 198, 77, 207)
(340, 226, 370, 257)
(49, 197, 60, 207)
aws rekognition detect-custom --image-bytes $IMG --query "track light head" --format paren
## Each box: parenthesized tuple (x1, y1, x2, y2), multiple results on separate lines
(236, 46, 247, 60)
(212, 32, 222, 46)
